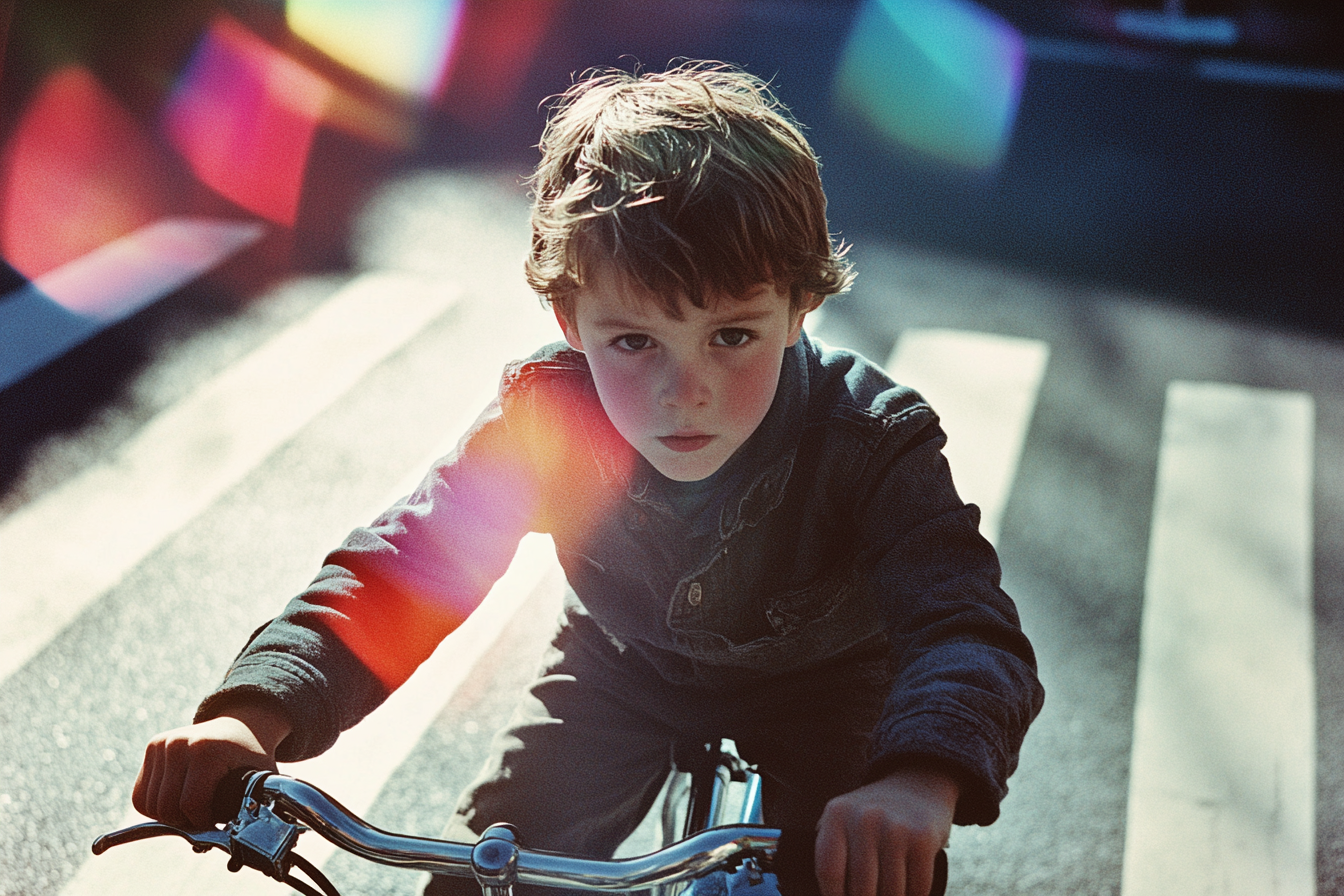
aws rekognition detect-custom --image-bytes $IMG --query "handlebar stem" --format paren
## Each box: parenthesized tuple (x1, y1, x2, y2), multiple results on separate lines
(473, 825, 521, 896)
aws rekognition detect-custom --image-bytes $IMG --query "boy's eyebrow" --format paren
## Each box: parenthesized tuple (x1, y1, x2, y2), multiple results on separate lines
(588, 315, 648, 331)
(589, 307, 775, 330)
(712, 307, 774, 325)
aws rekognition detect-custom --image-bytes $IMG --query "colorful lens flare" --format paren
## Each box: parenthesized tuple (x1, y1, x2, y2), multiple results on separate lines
(0, 67, 173, 279)
(286, 0, 463, 99)
(0, 218, 264, 391)
(834, 0, 1026, 170)
(162, 15, 332, 226)
(438, 0, 562, 121)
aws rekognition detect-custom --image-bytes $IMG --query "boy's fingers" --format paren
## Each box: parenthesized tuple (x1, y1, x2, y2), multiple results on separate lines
(156, 735, 192, 827)
(180, 761, 223, 829)
(814, 813, 848, 896)
(132, 741, 159, 819)
(903, 847, 934, 896)
(849, 838, 881, 896)
(869, 818, 905, 896)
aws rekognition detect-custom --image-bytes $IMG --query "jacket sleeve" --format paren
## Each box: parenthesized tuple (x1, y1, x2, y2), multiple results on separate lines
(854, 397, 1044, 826)
(196, 397, 540, 761)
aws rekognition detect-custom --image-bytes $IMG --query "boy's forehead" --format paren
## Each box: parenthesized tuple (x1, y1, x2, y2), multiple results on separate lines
(576, 263, 778, 321)
(577, 278, 776, 322)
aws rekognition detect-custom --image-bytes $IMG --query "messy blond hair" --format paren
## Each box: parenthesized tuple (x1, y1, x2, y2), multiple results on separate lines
(526, 61, 853, 318)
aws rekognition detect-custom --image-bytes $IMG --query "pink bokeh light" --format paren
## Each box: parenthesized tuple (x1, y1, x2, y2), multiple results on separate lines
(161, 15, 332, 226)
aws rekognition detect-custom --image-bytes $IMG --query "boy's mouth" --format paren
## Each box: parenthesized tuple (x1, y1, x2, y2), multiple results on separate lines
(658, 434, 714, 452)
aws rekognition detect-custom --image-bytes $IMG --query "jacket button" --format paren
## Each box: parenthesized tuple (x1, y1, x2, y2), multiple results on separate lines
(687, 582, 702, 606)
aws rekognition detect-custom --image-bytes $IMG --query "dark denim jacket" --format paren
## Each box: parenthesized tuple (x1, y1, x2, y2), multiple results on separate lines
(200, 333, 1043, 825)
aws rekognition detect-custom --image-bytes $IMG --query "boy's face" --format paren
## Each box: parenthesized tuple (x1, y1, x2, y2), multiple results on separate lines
(557, 276, 809, 482)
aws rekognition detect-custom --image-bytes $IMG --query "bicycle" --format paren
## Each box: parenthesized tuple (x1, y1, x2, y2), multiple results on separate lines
(92, 739, 947, 896)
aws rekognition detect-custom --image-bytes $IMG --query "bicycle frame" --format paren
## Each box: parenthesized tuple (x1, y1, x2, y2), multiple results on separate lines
(662, 739, 765, 845)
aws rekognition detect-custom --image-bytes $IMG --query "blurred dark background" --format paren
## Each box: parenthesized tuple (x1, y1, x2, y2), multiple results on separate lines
(3, 0, 1341, 315)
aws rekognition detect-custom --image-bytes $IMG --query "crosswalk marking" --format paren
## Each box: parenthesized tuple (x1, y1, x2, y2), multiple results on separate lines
(885, 328, 1050, 545)
(43, 262, 558, 895)
(1122, 382, 1315, 896)
(0, 217, 265, 391)
(7, 303, 1328, 896)
(0, 271, 463, 686)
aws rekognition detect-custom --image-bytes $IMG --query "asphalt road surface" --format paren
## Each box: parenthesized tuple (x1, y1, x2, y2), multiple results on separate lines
(2, 166, 1342, 896)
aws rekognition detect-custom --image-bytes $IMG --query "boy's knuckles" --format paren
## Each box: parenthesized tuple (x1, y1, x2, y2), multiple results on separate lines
(162, 737, 188, 763)
(851, 805, 891, 837)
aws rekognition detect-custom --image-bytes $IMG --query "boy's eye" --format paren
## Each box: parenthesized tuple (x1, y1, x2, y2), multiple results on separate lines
(713, 328, 753, 347)
(613, 333, 652, 351)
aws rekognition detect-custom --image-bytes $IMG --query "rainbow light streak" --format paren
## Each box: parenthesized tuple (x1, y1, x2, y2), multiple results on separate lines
(321, 450, 544, 692)
(0, 218, 265, 390)
(35, 217, 264, 320)
(310, 389, 637, 693)
(833, 0, 1026, 170)
(162, 16, 332, 226)
(1, 67, 172, 279)
(286, 0, 463, 99)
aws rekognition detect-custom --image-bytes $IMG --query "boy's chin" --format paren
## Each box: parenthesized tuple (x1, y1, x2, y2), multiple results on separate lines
(643, 451, 727, 483)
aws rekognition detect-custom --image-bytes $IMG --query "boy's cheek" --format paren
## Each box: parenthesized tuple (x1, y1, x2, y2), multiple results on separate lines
(592, 381, 652, 442)
(724, 360, 782, 421)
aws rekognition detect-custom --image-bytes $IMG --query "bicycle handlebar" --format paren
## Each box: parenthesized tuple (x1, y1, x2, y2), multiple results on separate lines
(262, 772, 781, 888)
(93, 771, 788, 895)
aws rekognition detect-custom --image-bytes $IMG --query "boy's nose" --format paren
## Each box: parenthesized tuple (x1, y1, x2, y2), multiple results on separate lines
(660, 360, 711, 408)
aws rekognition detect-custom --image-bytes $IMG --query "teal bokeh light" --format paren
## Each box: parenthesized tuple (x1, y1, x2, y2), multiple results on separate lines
(834, 0, 1026, 170)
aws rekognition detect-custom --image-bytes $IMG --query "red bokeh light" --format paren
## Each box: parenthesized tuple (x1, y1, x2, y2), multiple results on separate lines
(436, 0, 564, 122)
(0, 66, 175, 280)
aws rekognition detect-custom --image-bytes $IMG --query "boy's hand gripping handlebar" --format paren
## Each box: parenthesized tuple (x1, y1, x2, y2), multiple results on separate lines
(94, 770, 341, 896)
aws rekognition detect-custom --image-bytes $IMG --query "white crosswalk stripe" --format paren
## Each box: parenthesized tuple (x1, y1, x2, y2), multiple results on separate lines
(0, 271, 463, 686)
(58, 534, 563, 896)
(885, 328, 1050, 545)
(1123, 382, 1316, 896)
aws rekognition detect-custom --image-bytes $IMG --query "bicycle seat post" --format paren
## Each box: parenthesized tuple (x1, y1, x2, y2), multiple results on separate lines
(472, 824, 521, 896)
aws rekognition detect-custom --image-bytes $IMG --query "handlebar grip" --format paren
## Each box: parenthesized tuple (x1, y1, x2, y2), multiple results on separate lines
(774, 830, 948, 896)
(210, 767, 260, 823)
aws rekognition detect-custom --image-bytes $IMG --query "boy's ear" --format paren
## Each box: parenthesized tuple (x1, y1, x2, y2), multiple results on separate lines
(554, 306, 584, 351)
(785, 293, 820, 347)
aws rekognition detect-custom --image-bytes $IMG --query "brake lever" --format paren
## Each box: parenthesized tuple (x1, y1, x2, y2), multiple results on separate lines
(91, 771, 302, 881)
(92, 821, 233, 856)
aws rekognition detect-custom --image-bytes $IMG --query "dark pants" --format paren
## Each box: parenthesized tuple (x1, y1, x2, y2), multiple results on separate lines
(425, 614, 892, 896)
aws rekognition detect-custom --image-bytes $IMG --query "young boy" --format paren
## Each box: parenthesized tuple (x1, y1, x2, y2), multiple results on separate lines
(133, 62, 1043, 896)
